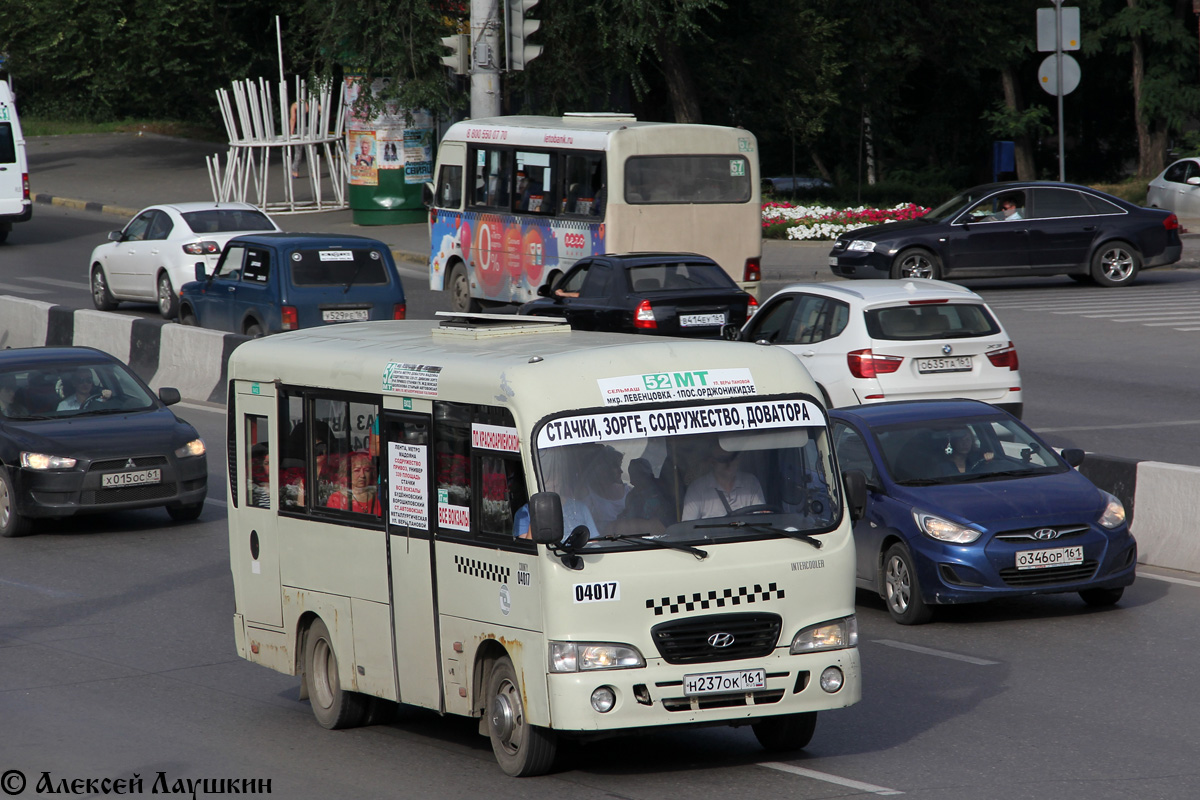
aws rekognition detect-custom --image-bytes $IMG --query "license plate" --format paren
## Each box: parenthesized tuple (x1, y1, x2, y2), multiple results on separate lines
(680, 312, 726, 328)
(102, 468, 161, 488)
(828, 257, 838, 266)
(1016, 545, 1084, 570)
(683, 668, 767, 696)
(322, 309, 369, 323)
(916, 356, 973, 373)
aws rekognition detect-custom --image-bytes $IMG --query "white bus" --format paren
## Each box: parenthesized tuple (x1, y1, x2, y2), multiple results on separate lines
(427, 114, 763, 312)
(226, 313, 862, 776)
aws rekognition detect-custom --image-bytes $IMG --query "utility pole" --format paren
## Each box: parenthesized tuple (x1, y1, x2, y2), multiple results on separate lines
(470, 0, 501, 118)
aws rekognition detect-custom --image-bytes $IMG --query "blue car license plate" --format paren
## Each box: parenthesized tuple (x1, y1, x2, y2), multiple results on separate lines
(1015, 545, 1083, 570)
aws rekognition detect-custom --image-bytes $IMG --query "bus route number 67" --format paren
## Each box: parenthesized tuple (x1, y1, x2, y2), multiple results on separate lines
(573, 581, 620, 603)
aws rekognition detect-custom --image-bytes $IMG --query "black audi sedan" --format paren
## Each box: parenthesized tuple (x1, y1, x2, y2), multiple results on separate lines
(0, 346, 207, 537)
(828, 181, 1182, 287)
(518, 252, 756, 336)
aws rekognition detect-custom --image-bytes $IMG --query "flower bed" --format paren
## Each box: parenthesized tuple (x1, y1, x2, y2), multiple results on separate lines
(762, 202, 930, 241)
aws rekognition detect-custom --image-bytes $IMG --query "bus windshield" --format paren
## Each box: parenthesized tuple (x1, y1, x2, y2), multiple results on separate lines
(534, 400, 839, 551)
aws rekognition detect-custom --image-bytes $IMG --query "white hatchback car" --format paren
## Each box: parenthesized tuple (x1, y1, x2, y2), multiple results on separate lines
(1146, 157, 1200, 216)
(89, 202, 280, 318)
(733, 279, 1022, 416)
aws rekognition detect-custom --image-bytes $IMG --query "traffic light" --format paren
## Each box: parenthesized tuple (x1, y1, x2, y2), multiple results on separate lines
(440, 33, 469, 75)
(507, 0, 542, 71)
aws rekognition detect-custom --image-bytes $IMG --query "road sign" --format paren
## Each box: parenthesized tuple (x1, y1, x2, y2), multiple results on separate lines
(1037, 7, 1080, 51)
(1038, 53, 1080, 96)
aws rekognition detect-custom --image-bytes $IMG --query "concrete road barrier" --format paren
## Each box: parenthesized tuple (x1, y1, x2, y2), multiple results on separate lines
(2, 294, 1197, 576)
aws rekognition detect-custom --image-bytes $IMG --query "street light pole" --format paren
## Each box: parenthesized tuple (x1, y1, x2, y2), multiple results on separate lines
(1055, 0, 1066, 182)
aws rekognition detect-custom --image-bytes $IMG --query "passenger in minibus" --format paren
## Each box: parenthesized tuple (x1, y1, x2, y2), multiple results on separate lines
(281, 421, 332, 508)
(249, 444, 271, 508)
(513, 448, 598, 541)
(681, 439, 765, 520)
(326, 450, 381, 515)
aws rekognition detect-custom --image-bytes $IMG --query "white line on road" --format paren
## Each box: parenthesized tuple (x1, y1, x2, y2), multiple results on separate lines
(873, 639, 1000, 665)
(17, 277, 90, 289)
(1037, 419, 1200, 434)
(758, 762, 903, 795)
(0, 282, 50, 294)
(1139, 572, 1200, 589)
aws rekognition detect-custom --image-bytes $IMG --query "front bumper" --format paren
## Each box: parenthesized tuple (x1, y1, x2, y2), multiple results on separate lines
(828, 249, 892, 279)
(14, 455, 208, 519)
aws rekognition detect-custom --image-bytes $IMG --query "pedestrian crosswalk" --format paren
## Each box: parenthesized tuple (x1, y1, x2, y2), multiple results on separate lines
(982, 285, 1200, 332)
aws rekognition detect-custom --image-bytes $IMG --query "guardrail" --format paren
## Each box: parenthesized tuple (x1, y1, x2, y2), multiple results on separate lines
(3, 294, 1196, 576)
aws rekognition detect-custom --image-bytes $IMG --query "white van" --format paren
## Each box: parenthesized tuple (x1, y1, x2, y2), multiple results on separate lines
(0, 80, 31, 244)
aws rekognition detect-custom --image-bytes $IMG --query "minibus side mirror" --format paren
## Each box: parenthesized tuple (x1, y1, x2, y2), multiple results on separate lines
(194, 261, 208, 282)
(842, 469, 868, 522)
(528, 492, 564, 545)
(1060, 448, 1085, 468)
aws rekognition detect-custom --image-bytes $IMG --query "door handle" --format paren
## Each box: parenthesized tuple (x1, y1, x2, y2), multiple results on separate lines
(801, 350, 816, 358)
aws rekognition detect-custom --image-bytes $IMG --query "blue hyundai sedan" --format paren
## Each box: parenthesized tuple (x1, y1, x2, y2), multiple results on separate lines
(830, 400, 1136, 624)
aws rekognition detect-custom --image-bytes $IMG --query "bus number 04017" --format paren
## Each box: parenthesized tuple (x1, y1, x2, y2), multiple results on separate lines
(573, 581, 620, 603)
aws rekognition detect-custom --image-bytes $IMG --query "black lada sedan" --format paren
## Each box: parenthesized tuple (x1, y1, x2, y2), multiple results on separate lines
(0, 346, 207, 537)
(828, 181, 1181, 287)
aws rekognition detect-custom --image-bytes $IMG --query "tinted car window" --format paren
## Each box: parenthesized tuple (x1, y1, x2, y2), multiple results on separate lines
(745, 296, 796, 343)
(831, 423, 877, 484)
(290, 248, 389, 286)
(437, 164, 463, 208)
(790, 295, 849, 344)
(215, 245, 246, 279)
(1081, 192, 1124, 216)
(1164, 162, 1188, 183)
(1030, 188, 1095, 219)
(580, 263, 612, 297)
(242, 248, 271, 284)
(124, 212, 155, 242)
(0, 123, 15, 163)
(182, 208, 275, 234)
(147, 210, 174, 241)
(625, 155, 752, 204)
(627, 262, 737, 292)
(865, 303, 1000, 340)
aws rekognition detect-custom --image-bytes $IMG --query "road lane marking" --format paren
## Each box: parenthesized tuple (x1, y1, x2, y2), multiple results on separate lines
(1140, 572, 1200, 589)
(17, 277, 90, 289)
(873, 639, 1000, 665)
(758, 763, 903, 795)
(1037, 419, 1200, 433)
(0, 282, 50, 294)
(0, 578, 81, 599)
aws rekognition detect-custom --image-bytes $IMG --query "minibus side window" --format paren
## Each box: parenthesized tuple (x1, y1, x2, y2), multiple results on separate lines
(246, 415, 270, 509)
(435, 402, 473, 513)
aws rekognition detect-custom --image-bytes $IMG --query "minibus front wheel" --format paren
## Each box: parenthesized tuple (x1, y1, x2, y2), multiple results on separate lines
(752, 711, 817, 751)
(486, 655, 557, 777)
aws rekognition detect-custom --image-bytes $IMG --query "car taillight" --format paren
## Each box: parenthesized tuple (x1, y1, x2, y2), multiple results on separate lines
(21, 173, 29, 200)
(744, 257, 761, 283)
(746, 296, 759, 318)
(281, 306, 298, 330)
(634, 299, 657, 329)
(986, 341, 1019, 370)
(1164, 213, 1179, 231)
(182, 241, 222, 255)
(847, 348, 903, 379)
(393, 303, 406, 320)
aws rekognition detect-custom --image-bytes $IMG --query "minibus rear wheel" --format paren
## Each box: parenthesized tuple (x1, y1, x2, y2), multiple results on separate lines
(486, 655, 557, 776)
(303, 617, 369, 729)
(752, 711, 817, 751)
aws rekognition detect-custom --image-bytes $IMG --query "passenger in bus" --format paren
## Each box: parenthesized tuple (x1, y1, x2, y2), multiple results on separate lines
(515, 170, 530, 211)
(249, 443, 271, 509)
(620, 457, 676, 530)
(513, 449, 598, 541)
(326, 451, 381, 515)
(281, 421, 332, 508)
(681, 440, 765, 520)
(583, 445, 630, 532)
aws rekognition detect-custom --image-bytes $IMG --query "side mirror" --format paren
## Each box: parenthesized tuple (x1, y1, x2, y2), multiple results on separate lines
(422, 182, 434, 207)
(107, 230, 123, 243)
(721, 323, 742, 341)
(842, 469, 868, 522)
(158, 387, 182, 406)
(194, 262, 208, 282)
(1061, 448, 1085, 468)
(528, 492, 565, 545)
(537, 283, 554, 298)
(1188, 176, 1200, 186)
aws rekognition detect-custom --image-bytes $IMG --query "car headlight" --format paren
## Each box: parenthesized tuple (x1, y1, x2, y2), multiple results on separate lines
(790, 616, 858, 654)
(20, 452, 78, 470)
(175, 439, 206, 458)
(1098, 490, 1126, 529)
(548, 642, 645, 673)
(914, 510, 982, 544)
(847, 239, 877, 252)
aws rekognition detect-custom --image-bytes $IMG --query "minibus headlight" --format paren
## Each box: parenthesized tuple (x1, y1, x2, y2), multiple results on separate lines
(790, 616, 857, 654)
(1098, 490, 1126, 529)
(914, 510, 982, 544)
(20, 452, 77, 470)
(549, 642, 645, 673)
(175, 439, 206, 458)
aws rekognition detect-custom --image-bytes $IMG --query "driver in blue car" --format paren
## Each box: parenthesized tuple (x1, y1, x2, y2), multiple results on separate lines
(681, 439, 765, 520)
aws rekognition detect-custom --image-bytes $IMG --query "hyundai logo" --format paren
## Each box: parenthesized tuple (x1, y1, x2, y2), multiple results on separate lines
(707, 632, 736, 648)
(942, 344, 953, 355)
(1032, 528, 1060, 541)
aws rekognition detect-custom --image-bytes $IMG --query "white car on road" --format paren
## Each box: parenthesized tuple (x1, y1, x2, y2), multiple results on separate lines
(732, 279, 1023, 416)
(89, 202, 280, 318)
(1146, 157, 1200, 216)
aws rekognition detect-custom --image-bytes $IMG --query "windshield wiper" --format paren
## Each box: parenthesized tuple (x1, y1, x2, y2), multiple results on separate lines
(695, 520, 823, 550)
(343, 260, 365, 293)
(594, 533, 708, 560)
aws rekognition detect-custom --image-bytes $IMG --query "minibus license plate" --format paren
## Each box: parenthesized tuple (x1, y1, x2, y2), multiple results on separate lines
(680, 313, 726, 328)
(683, 668, 766, 696)
(1015, 545, 1083, 570)
(323, 309, 369, 322)
(916, 356, 973, 373)
(102, 469, 161, 488)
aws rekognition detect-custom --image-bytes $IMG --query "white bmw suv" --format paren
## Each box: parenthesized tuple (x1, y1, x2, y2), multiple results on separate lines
(734, 279, 1022, 416)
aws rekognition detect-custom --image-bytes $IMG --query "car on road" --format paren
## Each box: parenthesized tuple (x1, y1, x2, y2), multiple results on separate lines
(728, 279, 1022, 417)
(1146, 157, 1200, 217)
(518, 252, 756, 336)
(830, 399, 1137, 624)
(89, 201, 281, 319)
(828, 181, 1181, 287)
(0, 346, 208, 537)
(179, 232, 407, 336)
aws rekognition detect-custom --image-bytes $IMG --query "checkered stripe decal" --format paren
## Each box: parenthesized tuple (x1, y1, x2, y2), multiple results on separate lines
(454, 555, 510, 584)
(645, 583, 785, 616)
